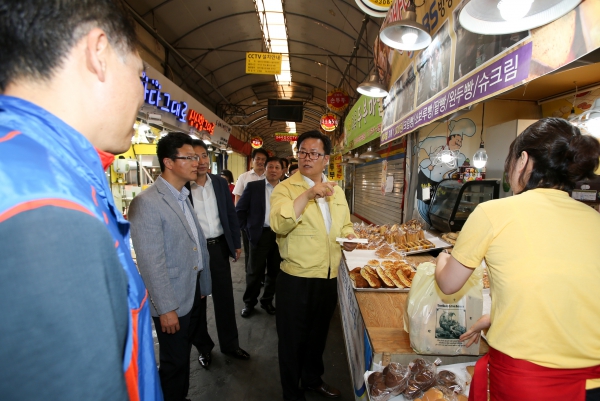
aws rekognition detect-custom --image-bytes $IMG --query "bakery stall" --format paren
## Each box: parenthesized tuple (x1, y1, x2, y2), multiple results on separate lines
(337, 220, 489, 401)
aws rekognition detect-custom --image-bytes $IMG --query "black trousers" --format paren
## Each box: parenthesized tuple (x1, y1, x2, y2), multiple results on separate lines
(276, 271, 338, 401)
(242, 229, 250, 269)
(243, 227, 281, 308)
(153, 275, 205, 401)
(193, 237, 239, 353)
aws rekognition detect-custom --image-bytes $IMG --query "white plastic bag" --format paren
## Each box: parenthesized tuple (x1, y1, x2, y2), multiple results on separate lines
(404, 262, 483, 356)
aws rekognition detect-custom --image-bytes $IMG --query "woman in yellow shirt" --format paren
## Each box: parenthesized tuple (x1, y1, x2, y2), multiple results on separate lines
(435, 118, 600, 401)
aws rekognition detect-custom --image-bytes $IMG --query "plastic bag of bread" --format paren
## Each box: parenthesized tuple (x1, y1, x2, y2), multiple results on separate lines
(403, 358, 440, 400)
(382, 362, 410, 395)
(367, 371, 392, 401)
(435, 369, 466, 395)
(404, 262, 483, 356)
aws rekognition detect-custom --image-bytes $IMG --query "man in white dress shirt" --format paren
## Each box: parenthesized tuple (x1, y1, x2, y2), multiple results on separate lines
(187, 140, 250, 368)
(232, 147, 269, 268)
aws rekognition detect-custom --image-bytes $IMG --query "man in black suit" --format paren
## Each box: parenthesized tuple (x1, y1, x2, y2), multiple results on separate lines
(236, 157, 283, 318)
(188, 140, 250, 368)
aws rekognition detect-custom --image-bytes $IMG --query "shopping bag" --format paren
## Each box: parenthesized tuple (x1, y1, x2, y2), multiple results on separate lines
(403, 262, 483, 356)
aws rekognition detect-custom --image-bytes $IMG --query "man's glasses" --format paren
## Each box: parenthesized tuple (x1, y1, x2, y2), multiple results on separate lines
(297, 150, 325, 160)
(172, 155, 200, 162)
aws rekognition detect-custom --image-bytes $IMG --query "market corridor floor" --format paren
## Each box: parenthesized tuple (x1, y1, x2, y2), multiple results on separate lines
(151, 249, 354, 401)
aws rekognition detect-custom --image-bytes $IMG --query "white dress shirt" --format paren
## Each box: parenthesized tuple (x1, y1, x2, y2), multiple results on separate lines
(190, 176, 224, 239)
(301, 174, 332, 234)
(264, 180, 277, 227)
(232, 169, 266, 196)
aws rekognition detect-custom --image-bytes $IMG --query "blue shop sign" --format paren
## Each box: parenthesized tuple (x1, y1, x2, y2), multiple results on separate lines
(141, 72, 188, 122)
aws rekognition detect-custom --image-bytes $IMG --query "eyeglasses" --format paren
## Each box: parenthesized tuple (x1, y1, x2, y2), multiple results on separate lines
(297, 150, 325, 160)
(172, 155, 200, 162)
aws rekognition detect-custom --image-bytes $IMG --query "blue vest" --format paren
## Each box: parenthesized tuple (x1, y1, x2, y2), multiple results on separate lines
(0, 96, 162, 401)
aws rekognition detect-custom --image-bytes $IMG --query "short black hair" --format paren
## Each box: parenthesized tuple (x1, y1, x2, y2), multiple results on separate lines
(156, 132, 194, 172)
(191, 139, 208, 153)
(252, 148, 269, 159)
(266, 157, 283, 169)
(296, 130, 332, 155)
(288, 164, 298, 174)
(0, 0, 138, 91)
(505, 117, 600, 192)
(280, 158, 289, 168)
(220, 169, 234, 184)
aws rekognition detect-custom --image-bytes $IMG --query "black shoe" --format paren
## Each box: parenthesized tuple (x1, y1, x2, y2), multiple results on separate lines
(222, 347, 250, 360)
(241, 306, 253, 318)
(260, 303, 276, 315)
(306, 382, 341, 398)
(198, 352, 211, 369)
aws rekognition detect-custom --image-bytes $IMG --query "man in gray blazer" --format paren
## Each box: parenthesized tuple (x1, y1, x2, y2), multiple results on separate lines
(129, 132, 211, 401)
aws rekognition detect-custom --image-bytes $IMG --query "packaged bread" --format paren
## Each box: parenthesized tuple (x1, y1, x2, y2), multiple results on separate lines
(395, 229, 407, 245)
(403, 358, 438, 400)
(368, 371, 392, 401)
(436, 370, 465, 394)
(383, 362, 410, 395)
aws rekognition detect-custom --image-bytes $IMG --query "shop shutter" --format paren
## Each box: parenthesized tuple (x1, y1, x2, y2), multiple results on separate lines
(353, 154, 405, 225)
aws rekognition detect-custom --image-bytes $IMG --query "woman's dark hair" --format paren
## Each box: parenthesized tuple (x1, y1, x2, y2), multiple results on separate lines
(297, 130, 332, 155)
(220, 169, 234, 184)
(265, 157, 284, 169)
(504, 117, 600, 192)
(251, 148, 269, 160)
(288, 164, 299, 175)
(0, 0, 138, 91)
(156, 132, 193, 172)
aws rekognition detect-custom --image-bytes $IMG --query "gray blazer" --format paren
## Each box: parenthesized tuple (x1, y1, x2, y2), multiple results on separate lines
(129, 177, 211, 318)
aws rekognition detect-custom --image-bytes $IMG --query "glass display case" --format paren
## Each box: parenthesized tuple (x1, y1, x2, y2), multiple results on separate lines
(429, 179, 500, 233)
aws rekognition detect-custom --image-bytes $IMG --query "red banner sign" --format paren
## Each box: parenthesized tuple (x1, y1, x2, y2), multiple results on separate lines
(327, 88, 350, 113)
(250, 137, 263, 149)
(187, 109, 215, 134)
(275, 133, 298, 142)
(320, 113, 338, 132)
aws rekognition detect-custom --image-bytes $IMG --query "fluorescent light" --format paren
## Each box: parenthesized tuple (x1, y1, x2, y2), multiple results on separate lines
(265, 12, 285, 25)
(286, 122, 296, 133)
(497, 0, 534, 21)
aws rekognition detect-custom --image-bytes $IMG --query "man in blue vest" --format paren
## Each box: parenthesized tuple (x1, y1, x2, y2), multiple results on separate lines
(0, 1, 162, 400)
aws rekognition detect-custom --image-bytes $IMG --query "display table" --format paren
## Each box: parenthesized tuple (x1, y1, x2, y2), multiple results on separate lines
(337, 253, 487, 401)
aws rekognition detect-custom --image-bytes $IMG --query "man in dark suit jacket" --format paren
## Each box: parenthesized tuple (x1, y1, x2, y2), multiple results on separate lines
(236, 157, 283, 317)
(187, 140, 249, 368)
(129, 133, 212, 401)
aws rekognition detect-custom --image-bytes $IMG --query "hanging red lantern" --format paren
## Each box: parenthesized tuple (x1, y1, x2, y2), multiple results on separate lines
(250, 137, 263, 149)
(326, 88, 350, 113)
(320, 113, 338, 132)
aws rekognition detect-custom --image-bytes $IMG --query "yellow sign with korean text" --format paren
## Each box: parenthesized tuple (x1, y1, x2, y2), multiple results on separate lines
(328, 153, 344, 181)
(245, 52, 282, 75)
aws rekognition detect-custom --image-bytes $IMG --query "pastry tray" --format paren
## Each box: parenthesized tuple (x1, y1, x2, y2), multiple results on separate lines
(364, 361, 475, 400)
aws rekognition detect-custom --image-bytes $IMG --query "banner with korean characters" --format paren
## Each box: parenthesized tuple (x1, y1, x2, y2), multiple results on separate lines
(328, 153, 344, 181)
(382, 42, 532, 144)
(275, 133, 298, 142)
(378, 0, 600, 145)
(344, 95, 383, 150)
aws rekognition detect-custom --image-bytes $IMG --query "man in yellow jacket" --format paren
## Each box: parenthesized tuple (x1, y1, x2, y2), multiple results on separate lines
(270, 130, 357, 401)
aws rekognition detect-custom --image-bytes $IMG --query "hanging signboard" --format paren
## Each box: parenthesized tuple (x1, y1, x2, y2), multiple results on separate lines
(327, 88, 350, 113)
(275, 133, 298, 142)
(250, 137, 263, 149)
(320, 113, 338, 132)
(345, 95, 383, 150)
(377, 0, 600, 145)
(328, 153, 344, 181)
(245, 52, 282, 75)
(355, 0, 393, 18)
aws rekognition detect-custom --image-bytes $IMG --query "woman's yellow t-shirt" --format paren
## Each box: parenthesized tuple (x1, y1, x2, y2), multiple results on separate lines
(452, 188, 600, 386)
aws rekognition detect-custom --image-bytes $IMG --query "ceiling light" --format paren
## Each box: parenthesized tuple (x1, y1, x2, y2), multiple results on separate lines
(459, 0, 581, 35)
(207, 145, 214, 152)
(357, 74, 389, 98)
(348, 153, 366, 164)
(226, 146, 234, 154)
(379, 1, 432, 51)
(359, 147, 381, 160)
(202, 139, 212, 145)
(473, 143, 488, 168)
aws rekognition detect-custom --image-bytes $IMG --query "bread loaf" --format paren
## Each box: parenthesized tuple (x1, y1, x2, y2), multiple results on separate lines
(360, 267, 382, 289)
(376, 266, 396, 287)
